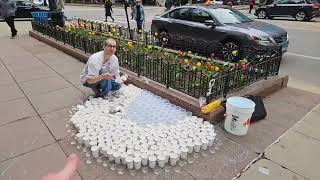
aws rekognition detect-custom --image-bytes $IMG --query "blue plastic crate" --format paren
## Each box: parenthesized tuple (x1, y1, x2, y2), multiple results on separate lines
(31, 11, 49, 25)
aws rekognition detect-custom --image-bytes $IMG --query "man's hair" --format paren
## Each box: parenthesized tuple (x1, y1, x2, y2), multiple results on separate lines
(103, 38, 117, 48)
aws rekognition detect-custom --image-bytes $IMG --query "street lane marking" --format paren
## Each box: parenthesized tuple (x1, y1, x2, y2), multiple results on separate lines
(286, 52, 320, 60)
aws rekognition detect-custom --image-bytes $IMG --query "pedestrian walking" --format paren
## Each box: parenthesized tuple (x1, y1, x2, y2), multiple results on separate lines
(164, 0, 173, 11)
(0, 0, 17, 39)
(105, 0, 114, 22)
(248, 0, 255, 14)
(134, 0, 145, 33)
(80, 38, 122, 98)
(130, 0, 136, 20)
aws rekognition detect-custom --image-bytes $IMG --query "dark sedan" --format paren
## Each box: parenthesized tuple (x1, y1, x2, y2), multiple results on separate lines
(151, 5, 289, 61)
(0, 0, 48, 20)
(255, 0, 320, 21)
(15, 0, 48, 18)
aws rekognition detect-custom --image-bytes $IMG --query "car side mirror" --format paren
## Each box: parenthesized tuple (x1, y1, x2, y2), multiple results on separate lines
(204, 20, 216, 27)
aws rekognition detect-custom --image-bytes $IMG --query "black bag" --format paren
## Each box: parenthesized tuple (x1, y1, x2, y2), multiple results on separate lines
(244, 95, 267, 123)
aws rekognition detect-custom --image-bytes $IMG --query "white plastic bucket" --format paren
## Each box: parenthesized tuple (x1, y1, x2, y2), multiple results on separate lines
(224, 97, 255, 136)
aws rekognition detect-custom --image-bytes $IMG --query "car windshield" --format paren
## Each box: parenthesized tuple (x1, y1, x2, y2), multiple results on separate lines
(208, 8, 253, 24)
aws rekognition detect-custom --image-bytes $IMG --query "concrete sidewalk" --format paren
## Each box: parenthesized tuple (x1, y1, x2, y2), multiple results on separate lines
(0, 22, 320, 180)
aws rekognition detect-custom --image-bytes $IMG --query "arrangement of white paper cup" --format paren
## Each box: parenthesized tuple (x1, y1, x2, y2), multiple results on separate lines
(148, 155, 157, 168)
(91, 146, 99, 158)
(169, 153, 178, 166)
(126, 156, 134, 169)
(157, 155, 166, 168)
(133, 157, 142, 170)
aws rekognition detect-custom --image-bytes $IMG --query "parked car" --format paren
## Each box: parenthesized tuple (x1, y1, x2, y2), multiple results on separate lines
(151, 5, 288, 61)
(15, 0, 48, 18)
(255, 0, 320, 21)
(0, 0, 48, 20)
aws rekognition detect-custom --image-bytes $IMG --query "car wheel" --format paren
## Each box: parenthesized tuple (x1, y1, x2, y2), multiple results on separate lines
(221, 41, 241, 62)
(257, 10, 267, 19)
(295, 11, 306, 21)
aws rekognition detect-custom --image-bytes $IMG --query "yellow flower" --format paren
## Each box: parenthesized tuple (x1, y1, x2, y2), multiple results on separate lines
(192, 66, 197, 71)
(187, 50, 192, 54)
(154, 32, 158, 36)
(147, 45, 153, 49)
(196, 62, 202, 67)
(127, 41, 133, 48)
(184, 59, 189, 64)
(232, 50, 238, 57)
(215, 66, 220, 72)
(139, 29, 142, 33)
(108, 32, 113, 37)
(92, 32, 95, 35)
(112, 28, 116, 33)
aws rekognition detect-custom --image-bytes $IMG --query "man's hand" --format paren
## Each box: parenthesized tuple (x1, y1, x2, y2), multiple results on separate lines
(101, 73, 113, 80)
(42, 154, 79, 180)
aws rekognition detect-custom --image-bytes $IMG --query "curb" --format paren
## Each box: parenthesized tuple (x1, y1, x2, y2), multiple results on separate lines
(29, 30, 288, 123)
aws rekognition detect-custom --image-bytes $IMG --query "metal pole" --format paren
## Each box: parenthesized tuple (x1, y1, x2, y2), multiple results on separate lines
(124, 0, 133, 40)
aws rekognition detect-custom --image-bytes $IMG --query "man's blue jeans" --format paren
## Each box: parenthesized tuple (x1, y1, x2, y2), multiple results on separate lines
(99, 79, 121, 97)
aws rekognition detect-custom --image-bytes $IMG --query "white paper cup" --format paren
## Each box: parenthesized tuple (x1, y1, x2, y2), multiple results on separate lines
(180, 147, 188, 159)
(107, 149, 115, 161)
(157, 155, 166, 168)
(101, 146, 108, 156)
(194, 141, 201, 153)
(76, 133, 84, 144)
(207, 136, 215, 146)
(148, 155, 157, 169)
(121, 153, 128, 164)
(126, 156, 134, 169)
(169, 153, 178, 166)
(126, 149, 134, 155)
(141, 153, 148, 166)
(201, 139, 209, 150)
(187, 142, 194, 153)
(114, 152, 121, 164)
(89, 140, 97, 147)
(83, 136, 90, 147)
(133, 157, 142, 170)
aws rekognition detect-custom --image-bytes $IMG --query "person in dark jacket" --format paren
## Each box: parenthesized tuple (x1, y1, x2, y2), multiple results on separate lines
(0, 0, 17, 38)
(105, 0, 114, 22)
(248, 0, 255, 14)
(134, 0, 145, 33)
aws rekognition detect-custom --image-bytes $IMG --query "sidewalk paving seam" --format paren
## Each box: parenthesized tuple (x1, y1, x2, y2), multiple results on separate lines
(0, 141, 56, 164)
(263, 157, 310, 179)
(235, 103, 320, 179)
(294, 130, 320, 142)
(0, 57, 58, 142)
(0, 115, 34, 128)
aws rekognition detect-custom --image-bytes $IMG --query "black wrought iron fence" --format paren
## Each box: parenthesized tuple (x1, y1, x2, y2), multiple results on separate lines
(32, 22, 282, 102)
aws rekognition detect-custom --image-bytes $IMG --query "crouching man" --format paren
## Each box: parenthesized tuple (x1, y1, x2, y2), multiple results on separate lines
(80, 38, 121, 98)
